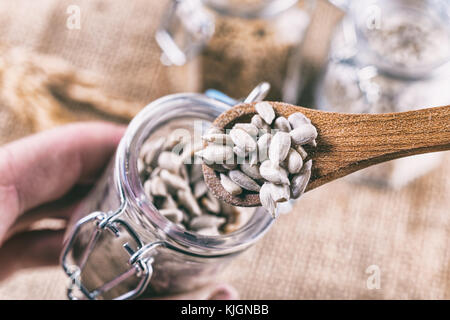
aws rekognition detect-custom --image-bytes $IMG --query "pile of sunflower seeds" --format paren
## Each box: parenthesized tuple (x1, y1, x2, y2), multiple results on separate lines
(196, 102, 316, 217)
(138, 133, 253, 236)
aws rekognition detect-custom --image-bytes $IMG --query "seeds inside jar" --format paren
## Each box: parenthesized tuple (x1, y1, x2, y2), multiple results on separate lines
(139, 130, 253, 235)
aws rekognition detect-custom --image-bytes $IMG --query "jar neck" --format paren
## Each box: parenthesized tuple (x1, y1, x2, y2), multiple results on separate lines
(116, 93, 274, 257)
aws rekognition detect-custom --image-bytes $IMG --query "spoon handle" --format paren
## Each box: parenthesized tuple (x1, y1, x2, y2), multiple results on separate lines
(302, 104, 450, 190)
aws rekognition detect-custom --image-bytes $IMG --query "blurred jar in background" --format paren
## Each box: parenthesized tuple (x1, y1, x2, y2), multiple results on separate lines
(156, 0, 315, 102)
(316, 0, 450, 188)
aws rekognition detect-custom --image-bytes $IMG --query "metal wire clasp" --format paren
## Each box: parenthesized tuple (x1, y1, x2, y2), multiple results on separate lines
(61, 210, 161, 300)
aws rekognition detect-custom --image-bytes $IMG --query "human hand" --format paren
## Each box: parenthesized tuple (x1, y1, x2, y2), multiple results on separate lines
(0, 122, 237, 300)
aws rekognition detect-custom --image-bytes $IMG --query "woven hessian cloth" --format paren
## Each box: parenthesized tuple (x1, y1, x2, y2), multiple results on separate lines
(0, 0, 449, 299)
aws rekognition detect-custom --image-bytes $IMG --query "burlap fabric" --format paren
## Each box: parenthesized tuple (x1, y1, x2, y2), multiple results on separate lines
(0, 0, 449, 299)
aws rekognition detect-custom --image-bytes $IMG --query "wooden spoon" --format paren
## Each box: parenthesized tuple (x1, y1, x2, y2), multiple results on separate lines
(202, 102, 450, 207)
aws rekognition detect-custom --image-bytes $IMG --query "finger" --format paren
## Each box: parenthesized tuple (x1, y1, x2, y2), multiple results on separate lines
(5, 184, 93, 239)
(3, 194, 85, 242)
(0, 122, 125, 234)
(0, 229, 65, 281)
(4, 214, 67, 243)
(151, 283, 239, 300)
(0, 184, 91, 245)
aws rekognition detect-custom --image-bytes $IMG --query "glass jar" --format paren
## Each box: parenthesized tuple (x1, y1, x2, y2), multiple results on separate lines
(316, 0, 450, 188)
(156, 0, 315, 103)
(60, 85, 274, 300)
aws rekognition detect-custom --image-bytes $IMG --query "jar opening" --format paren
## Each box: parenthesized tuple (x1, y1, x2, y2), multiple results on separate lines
(116, 93, 274, 256)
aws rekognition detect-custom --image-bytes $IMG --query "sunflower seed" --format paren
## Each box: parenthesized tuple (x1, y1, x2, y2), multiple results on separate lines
(293, 144, 308, 160)
(189, 163, 204, 183)
(138, 157, 145, 174)
(251, 114, 264, 128)
(251, 114, 271, 133)
(190, 214, 226, 230)
(205, 163, 229, 173)
(181, 210, 190, 224)
(232, 146, 246, 159)
(222, 163, 237, 170)
(160, 169, 189, 191)
(139, 168, 152, 183)
(177, 189, 202, 216)
(195, 145, 234, 163)
(268, 183, 290, 203)
(220, 202, 235, 216)
(291, 159, 312, 199)
(259, 183, 277, 218)
(220, 173, 243, 195)
(257, 133, 272, 162)
(240, 163, 262, 180)
(201, 192, 221, 214)
(142, 137, 165, 167)
(159, 208, 184, 224)
(288, 112, 311, 128)
(284, 148, 303, 174)
(259, 160, 290, 185)
(149, 176, 168, 196)
(143, 179, 154, 199)
(202, 133, 233, 145)
(176, 223, 186, 230)
(255, 101, 275, 125)
(229, 128, 257, 152)
(233, 123, 259, 137)
(206, 126, 223, 135)
(274, 116, 291, 132)
(269, 131, 291, 165)
(196, 227, 220, 236)
(164, 131, 190, 151)
(158, 151, 183, 174)
(180, 141, 204, 163)
(161, 195, 178, 209)
(228, 170, 261, 192)
(290, 124, 318, 145)
(180, 164, 189, 181)
(151, 167, 162, 178)
(248, 150, 258, 166)
(193, 180, 208, 198)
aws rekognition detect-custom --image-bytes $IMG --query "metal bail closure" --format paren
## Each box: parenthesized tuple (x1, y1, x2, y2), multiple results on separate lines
(155, 0, 215, 66)
(61, 210, 161, 300)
